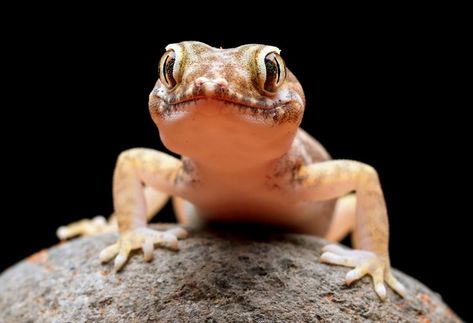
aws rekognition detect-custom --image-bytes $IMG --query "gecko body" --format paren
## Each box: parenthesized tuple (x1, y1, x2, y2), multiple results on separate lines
(58, 41, 406, 300)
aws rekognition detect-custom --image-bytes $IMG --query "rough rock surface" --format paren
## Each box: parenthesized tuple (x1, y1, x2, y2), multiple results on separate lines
(0, 224, 461, 322)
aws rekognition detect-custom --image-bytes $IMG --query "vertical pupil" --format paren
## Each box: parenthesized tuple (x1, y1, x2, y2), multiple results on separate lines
(274, 57, 281, 83)
(166, 58, 175, 84)
(163, 55, 169, 84)
(263, 53, 284, 92)
(264, 58, 278, 91)
(161, 53, 176, 87)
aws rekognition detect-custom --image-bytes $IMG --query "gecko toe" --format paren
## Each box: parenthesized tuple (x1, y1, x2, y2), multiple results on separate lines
(166, 227, 188, 239)
(99, 243, 119, 263)
(113, 242, 132, 272)
(142, 238, 155, 262)
(114, 254, 128, 272)
(372, 268, 386, 300)
(375, 282, 387, 300)
(320, 252, 356, 267)
(156, 232, 179, 250)
(385, 272, 407, 297)
(345, 267, 368, 285)
(322, 244, 351, 255)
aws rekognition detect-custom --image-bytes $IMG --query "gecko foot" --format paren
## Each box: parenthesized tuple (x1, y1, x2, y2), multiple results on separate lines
(57, 216, 117, 240)
(99, 226, 188, 272)
(320, 244, 406, 300)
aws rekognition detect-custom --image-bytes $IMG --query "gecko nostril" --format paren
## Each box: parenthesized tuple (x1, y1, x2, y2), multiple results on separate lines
(214, 78, 228, 89)
(195, 77, 208, 87)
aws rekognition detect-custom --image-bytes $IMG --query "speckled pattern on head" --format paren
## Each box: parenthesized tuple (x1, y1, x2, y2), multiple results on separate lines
(149, 41, 305, 124)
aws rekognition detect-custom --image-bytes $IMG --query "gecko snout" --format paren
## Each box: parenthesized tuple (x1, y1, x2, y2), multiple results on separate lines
(195, 77, 228, 95)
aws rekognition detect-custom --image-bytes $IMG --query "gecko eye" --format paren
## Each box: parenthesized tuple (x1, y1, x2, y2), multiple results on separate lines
(263, 52, 286, 93)
(159, 50, 177, 89)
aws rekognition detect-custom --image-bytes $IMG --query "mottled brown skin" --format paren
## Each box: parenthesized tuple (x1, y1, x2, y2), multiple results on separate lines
(57, 41, 406, 300)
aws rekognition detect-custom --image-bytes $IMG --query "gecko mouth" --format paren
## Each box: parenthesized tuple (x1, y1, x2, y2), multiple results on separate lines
(164, 96, 280, 111)
(152, 93, 301, 124)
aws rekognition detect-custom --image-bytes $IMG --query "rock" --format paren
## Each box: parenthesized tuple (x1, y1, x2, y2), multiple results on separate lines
(0, 224, 461, 322)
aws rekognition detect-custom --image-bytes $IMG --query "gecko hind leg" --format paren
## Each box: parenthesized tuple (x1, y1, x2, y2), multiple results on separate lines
(56, 216, 117, 240)
(56, 187, 169, 240)
(172, 196, 205, 228)
(324, 194, 356, 242)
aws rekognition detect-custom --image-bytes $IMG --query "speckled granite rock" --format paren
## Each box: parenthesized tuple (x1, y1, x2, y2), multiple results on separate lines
(0, 224, 461, 322)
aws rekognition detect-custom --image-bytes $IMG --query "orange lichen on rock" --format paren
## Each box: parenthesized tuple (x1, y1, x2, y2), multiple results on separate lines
(417, 314, 430, 323)
(417, 293, 431, 305)
(26, 249, 54, 272)
(26, 249, 48, 264)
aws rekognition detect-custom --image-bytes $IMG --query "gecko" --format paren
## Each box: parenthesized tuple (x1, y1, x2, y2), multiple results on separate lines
(57, 41, 406, 300)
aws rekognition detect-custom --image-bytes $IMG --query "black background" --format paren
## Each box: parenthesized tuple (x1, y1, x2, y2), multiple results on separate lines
(3, 8, 469, 320)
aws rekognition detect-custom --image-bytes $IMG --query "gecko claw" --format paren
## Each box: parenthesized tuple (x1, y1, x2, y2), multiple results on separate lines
(320, 244, 406, 300)
(99, 226, 188, 271)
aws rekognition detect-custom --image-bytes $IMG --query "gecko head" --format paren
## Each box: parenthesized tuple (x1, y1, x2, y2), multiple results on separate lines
(149, 41, 305, 161)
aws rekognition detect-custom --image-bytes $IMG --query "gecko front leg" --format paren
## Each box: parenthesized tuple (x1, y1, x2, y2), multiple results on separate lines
(296, 160, 406, 300)
(98, 148, 188, 271)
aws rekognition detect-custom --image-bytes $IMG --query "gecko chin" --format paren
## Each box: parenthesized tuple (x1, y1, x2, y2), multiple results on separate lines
(149, 97, 303, 162)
